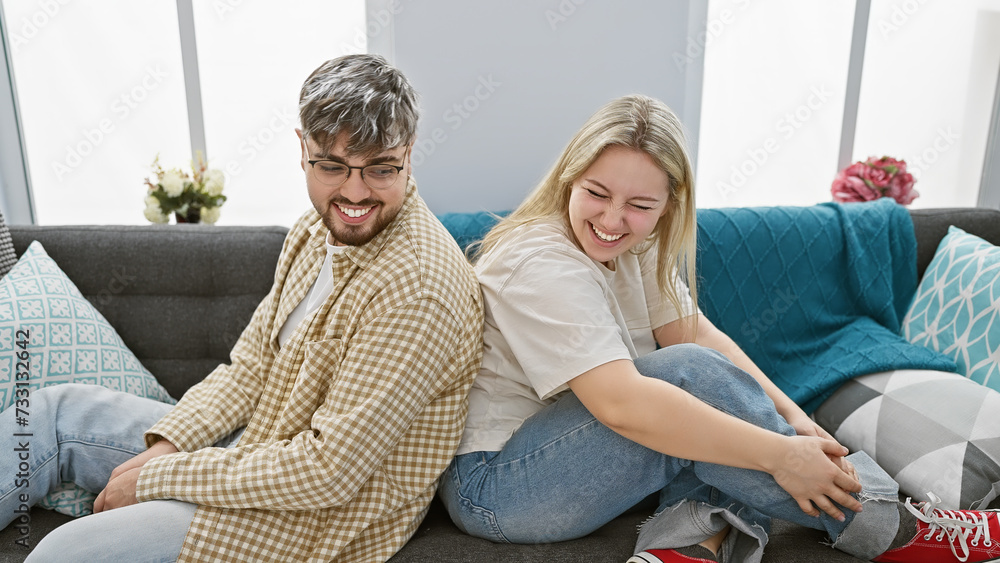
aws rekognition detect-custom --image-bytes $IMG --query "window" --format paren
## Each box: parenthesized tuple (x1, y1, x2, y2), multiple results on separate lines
(5, 0, 189, 225)
(697, 1, 855, 209)
(853, 0, 1000, 208)
(4, 1, 1000, 223)
(697, 0, 1000, 209)
(2, 0, 365, 226)
(191, 1, 365, 225)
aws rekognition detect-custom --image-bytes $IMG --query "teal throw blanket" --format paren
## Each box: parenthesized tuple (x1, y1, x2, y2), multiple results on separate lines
(696, 199, 955, 412)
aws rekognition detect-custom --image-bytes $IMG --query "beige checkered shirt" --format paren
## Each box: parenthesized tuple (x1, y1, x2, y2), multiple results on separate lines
(134, 185, 484, 562)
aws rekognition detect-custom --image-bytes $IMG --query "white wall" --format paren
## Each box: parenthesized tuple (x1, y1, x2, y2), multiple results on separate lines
(372, 0, 705, 214)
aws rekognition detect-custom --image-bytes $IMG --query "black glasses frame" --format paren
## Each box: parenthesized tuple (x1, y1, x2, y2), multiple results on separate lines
(306, 160, 405, 189)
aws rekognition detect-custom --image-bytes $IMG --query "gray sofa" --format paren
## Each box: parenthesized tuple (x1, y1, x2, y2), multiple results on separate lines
(2, 207, 999, 563)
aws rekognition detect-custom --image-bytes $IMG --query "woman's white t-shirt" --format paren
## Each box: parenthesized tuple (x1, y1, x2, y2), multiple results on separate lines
(456, 219, 696, 455)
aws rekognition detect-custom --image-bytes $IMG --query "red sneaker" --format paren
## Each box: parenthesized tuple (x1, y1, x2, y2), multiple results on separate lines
(874, 493, 1000, 563)
(627, 549, 716, 563)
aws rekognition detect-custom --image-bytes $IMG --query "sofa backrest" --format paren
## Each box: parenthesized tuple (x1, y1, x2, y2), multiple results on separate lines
(9, 206, 1000, 399)
(9, 224, 288, 398)
(910, 208, 1000, 278)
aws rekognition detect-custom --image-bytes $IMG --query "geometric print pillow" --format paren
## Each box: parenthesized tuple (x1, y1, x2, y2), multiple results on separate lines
(814, 369, 1000, 510)
(0, 241, 176, 516)
(902, 226, 1000, 392)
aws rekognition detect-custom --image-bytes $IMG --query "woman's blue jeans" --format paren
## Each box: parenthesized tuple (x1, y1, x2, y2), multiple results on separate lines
(439, 344, 900, 562)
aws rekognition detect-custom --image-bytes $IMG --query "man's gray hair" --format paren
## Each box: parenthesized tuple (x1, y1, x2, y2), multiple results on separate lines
(299, 54, 419, 156)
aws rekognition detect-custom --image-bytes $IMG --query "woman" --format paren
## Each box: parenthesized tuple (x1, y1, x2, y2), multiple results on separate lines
(439, 95, 999, 563)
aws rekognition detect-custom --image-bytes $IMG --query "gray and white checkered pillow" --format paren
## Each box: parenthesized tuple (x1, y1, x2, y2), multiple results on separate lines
(814, 369, 1000, 510)
(0, 210, 17, 278)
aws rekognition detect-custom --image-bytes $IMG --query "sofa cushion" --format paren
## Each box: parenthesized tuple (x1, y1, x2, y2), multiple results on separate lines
(902, 226, 1000, 392)
(0, 241, 176, 516)
(814, 369, 1000, 510)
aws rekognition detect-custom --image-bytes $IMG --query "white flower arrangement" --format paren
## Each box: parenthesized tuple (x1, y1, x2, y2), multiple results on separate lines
(144, 152, 227, 224)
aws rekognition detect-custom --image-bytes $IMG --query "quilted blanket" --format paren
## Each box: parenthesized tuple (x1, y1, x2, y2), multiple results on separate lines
(696, 199, 956, 412)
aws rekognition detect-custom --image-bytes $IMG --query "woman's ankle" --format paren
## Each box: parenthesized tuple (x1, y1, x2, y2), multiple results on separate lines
(674, 544, 719, 561)
(698, 524, 729, 556)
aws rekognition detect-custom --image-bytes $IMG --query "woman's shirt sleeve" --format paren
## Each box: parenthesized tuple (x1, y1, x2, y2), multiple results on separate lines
(480, 244, 632, 401)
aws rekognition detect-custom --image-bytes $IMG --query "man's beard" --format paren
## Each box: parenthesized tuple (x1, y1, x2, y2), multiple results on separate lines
(322, 200, 401, 246)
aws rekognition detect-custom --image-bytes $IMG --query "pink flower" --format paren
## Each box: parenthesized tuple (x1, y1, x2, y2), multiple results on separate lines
(845, 162, 868, 177)
(861, 165, 892, 189)
(887, 172, 917, 205)
(872, 156, 907, 175)
(831, 173, 879, 202)
(831, 156, 918, 206)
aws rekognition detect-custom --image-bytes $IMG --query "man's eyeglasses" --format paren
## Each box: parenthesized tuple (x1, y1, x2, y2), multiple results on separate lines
(306, 159, 405, 189)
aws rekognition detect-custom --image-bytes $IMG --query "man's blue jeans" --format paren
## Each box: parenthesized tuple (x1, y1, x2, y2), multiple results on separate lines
(439, 344, 900, 562)
(0, 384, 241, 562)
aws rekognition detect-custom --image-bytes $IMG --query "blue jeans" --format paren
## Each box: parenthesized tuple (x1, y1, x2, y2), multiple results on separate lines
(0, 384, 241, 562)
(439, 344, 900, 562)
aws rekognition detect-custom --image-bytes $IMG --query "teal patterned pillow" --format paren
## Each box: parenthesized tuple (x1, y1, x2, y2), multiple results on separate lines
(0, 241, 176, 516)
(902, 226, 1000, 392)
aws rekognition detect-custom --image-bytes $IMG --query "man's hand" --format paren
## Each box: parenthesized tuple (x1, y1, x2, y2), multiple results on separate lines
(93, 439, 179, 513)
(94, 467, 142, 512)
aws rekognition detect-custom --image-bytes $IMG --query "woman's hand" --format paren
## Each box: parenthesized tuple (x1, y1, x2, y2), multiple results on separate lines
(782, 409, 859, 482)
(767, 435, 863, 522)
(783, 409, 834, 440)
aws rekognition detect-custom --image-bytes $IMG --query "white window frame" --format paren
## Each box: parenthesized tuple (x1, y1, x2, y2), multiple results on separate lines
(980, 66, 1000, 208)
(0, 9, 35, 224)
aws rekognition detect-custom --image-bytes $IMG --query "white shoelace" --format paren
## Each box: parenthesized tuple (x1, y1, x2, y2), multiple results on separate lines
(905, 492, 997, 562)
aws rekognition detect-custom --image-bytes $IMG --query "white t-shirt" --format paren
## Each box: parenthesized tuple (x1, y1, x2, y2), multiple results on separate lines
(277, 234, 347, 348)
(456, 219, 697, 455)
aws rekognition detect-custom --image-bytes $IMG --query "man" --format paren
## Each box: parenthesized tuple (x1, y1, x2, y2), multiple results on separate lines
(2, 54, 484, 562)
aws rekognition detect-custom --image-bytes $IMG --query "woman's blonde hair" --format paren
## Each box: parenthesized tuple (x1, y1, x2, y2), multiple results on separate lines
(475, 95, 698, 331)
